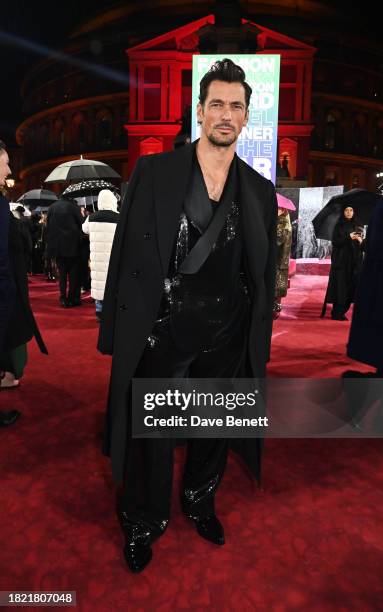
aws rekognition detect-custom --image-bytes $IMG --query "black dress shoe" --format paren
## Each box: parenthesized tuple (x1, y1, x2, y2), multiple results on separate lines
(190, 514, 225, 546)
(331, 314, 347, 321)
(124, 543, 153, 573)
(0, 410, 21, 427)
(59, 297, 68, 308)
(120, 514, 168, 573)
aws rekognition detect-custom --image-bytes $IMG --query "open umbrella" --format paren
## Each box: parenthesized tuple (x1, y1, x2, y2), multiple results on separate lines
(44, 157, 120, 183)
(312, 189, 382, 241)
(17, 188, 58, 207)
(62, 179, 120, 200)
(276, 192, 296, 211)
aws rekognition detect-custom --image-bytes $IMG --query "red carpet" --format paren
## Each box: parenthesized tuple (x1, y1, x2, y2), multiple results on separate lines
(1, 275, 382, 611)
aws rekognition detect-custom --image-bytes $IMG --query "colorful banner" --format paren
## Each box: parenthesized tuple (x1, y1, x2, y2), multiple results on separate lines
(191, 54, 281, 184)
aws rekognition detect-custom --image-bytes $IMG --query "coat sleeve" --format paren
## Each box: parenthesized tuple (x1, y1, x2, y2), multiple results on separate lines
(0, 197, 12, 352)
(97, 156, 144, 355)
(264, 180, 278, 362)
(73, 203, 84, 229)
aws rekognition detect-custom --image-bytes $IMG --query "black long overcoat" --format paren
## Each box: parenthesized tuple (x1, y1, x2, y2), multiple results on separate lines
(347, 199, 383, 369)
(0, 195, 13, 352)
(324, 220, 363, 308)
(2, 215, 47, 354)
(46, 197, 83, 259)
(98, 142, 277, 484)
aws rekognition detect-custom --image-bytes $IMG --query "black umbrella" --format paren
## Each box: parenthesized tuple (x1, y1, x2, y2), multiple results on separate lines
(17, 188, 58, 207)
(312, 189, 382, 240)
(62, 179, 120, 200)
(44, 157, 120, 183)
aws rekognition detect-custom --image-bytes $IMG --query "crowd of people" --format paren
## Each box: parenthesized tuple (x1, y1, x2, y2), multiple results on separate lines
(0, 138, 121, 424)
(6, 189, 120, 316)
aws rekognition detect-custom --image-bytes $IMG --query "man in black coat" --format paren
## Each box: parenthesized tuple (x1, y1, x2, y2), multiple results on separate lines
(347, 197, 383, 374)
(0, 139, 20, 426)
(46, 196, 83, 307)
(98, 59, 277, 572)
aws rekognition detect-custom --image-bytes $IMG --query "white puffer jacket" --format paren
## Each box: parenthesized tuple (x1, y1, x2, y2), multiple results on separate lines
(82, 189, 119, 300)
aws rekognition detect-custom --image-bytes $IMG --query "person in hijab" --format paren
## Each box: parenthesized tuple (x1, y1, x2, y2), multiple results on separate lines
(321, 205, 364, 320)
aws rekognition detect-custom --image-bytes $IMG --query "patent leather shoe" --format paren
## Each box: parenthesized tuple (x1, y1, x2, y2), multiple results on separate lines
(123, 542, 152, 573)
(119, 513, 168, 573)
(190, 514, 225, 545)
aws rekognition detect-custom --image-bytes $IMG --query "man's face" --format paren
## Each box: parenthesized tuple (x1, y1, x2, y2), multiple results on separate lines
(0, 150, 11, 187)
(197, 80, 248, 148)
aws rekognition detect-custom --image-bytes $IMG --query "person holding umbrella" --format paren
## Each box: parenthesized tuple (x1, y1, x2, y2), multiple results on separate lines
(321, 205, 364, 320)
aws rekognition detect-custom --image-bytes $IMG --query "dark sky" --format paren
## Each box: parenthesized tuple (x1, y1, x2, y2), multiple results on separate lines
(1, 0, 118, 143)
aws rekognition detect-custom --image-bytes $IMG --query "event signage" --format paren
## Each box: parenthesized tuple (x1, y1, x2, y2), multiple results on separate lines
(191, 54, 281, 184)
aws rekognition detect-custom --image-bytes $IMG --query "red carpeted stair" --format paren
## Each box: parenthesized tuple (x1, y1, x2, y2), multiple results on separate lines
(1, 275, 382, 611)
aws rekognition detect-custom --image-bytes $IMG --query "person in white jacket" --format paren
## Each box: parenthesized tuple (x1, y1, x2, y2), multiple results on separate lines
(82, 189, 119, 321)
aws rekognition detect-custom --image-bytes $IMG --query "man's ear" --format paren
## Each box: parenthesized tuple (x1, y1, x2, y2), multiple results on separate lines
(197, 102, 203, 125)
(243, 108, 249, 127)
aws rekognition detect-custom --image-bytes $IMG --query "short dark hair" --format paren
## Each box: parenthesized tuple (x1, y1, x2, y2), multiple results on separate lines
(0, 139, 6, 152)
(199, 58, 252, 108)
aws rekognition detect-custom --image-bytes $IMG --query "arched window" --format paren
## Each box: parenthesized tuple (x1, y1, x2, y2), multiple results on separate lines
(324, 112, 336, 150)
(352, 114, 367, 154)
(371, 117, 383, 156)
(53, 118, 66, 153)
(72, 112, 87, 150)
(39, 123, 49, 153)
(352, 120, 361, 152)
(96, 109, 113, 147)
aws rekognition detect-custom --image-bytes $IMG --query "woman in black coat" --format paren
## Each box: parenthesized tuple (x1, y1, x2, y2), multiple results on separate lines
(347, 197, 383, 375)
(0, 214, 47, 388)
(321, 205, 364, 320)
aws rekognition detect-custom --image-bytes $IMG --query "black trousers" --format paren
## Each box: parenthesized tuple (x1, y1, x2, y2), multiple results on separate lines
(56, 256, 81, 303)
(331, 302, 352, 318)
(120, 318, 246, 528)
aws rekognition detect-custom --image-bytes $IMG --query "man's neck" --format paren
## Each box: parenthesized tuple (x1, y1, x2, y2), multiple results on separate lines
(196, 137, 235, 175)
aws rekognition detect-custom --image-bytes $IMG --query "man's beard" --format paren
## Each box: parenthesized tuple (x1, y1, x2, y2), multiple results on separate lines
(207, 129, 237, 148)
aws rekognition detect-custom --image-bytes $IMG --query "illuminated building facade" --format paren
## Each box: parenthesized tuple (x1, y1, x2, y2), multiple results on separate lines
(15, 1, 383, 194)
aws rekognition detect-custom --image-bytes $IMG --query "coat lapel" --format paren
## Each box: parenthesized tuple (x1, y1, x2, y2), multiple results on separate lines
(153, 147, 269, 288)
(153, 142, 196, 276)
